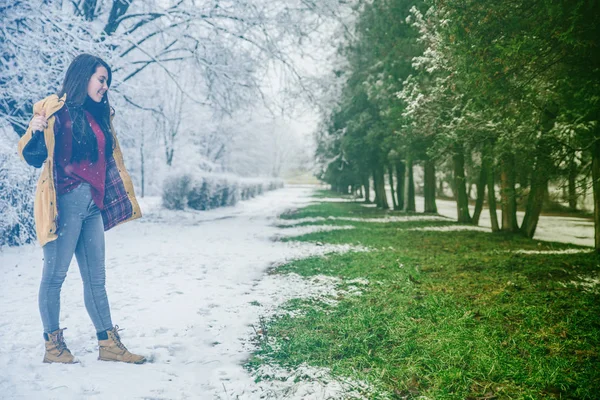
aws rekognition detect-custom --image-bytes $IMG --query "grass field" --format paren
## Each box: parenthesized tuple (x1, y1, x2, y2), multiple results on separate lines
(246, 192, 600, 399)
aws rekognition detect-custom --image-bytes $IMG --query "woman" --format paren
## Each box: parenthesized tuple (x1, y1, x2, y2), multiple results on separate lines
(18, 54, 145, 364)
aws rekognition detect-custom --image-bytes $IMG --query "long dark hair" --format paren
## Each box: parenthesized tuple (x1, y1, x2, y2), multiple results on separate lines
(58, 54, 114, 163)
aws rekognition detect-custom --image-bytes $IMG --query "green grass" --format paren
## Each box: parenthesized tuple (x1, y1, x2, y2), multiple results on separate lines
(278, 201, 388, 219)
(247, 192, 600, 399)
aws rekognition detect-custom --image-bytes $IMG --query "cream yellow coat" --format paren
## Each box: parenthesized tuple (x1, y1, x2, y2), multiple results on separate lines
(17, 94, 141, 246)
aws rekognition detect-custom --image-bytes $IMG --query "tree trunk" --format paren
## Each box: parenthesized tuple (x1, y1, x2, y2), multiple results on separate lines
(592, 139, 600, 252)
(403, 154, 416, 212)
(376, 165, 389, 209)
(373, 169, 381, 207)
(388, 164, 398, 210)
(568, 157, 578, 210)
(396, 161, 405, 210)
(140, 143, 145, 198)
(453, 146, 472, 223)
(423, 159, 437, 213)
(363, 175, 371, 203)
(522, 105, 558, 237)
(449, 173, 457, 200)
(472, 159, 487, 225)
(485, 143, 500, 232)
(500, 153, 519, 232)
(521, 176, 549, 238)
(522, 136, 554, 237)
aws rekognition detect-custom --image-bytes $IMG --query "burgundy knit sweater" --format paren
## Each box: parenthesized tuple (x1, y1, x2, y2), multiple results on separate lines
(54, 106, 107, 210)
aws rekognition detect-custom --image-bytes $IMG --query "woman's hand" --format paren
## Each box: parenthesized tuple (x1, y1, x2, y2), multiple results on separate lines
(29, 110, 47, 132)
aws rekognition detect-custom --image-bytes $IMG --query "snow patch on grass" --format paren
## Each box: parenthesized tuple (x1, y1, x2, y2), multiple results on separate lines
(257, 273, 370, 319)
(277, 242, 371, 264)
(260, 273, 342, 311)
(246, 363, 375, 399)
(572, 276, 600, 292)
(557, 276, 600, 293)
(348, 277, 370, 285)
(276, 217, 328, 225)
(313, 197, 360, 203)
(340, 216, 449, 223)
(407, 225, 489, 232)
(512, 248, 591, 255)
(276, 215, 450, 226)
(272, 224, 355, 239)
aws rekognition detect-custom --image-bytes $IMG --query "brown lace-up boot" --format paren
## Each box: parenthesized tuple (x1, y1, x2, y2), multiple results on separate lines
(98, 326, 146, 364)
(43, 328, 77, 364)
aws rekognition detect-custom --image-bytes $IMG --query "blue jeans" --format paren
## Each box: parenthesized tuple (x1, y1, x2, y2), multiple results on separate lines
(40, 183, 113, 334)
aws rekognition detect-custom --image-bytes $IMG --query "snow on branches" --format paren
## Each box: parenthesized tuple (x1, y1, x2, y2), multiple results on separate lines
(0, 0, 115, 134)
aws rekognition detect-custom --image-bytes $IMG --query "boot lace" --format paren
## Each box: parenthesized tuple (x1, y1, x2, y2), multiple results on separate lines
(111, 325, 128, 351)
(51, 328, 69, 355)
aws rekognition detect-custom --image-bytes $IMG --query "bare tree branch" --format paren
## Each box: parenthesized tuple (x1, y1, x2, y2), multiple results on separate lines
(104, 0, 131, 36)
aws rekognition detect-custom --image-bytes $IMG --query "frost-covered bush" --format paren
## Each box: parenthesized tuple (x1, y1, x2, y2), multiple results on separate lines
(0, 130, 38, 248)
(240, 186, 252, 200)
(224, 182, 240, 206)
(162, 172, 283, 211)
(187, 180, 209, 210)
(268, 180, 284, 191)
(186, 176, 229, 210)
(209, 177, 228, 209)
(162, 174, 193, 210)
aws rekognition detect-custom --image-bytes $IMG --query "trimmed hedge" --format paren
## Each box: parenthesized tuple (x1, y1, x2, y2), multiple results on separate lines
(162, 172, 284, 211)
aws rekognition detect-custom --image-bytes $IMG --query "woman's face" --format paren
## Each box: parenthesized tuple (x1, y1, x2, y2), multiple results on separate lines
(87, 65, 109, 103)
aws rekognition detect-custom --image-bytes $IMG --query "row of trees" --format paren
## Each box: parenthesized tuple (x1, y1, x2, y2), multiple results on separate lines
(316, 0, 600, 250)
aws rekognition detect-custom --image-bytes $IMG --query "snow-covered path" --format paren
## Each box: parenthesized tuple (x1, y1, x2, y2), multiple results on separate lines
(424, 197, 594, 247)
(375, 186, 593, 247)
(0, 186, 364, 400)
